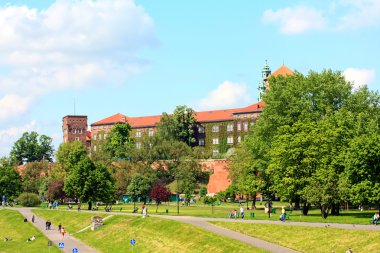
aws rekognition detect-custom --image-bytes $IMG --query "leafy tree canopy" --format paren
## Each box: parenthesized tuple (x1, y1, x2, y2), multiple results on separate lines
(103, 123, 134, 161)
(10, 132, 54, 165)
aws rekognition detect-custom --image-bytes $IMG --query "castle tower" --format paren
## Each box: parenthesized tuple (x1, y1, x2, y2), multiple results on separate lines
(62, 115, 88, 147)
(258, 60, 271, 101)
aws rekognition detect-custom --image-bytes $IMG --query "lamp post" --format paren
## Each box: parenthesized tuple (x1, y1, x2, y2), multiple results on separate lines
(176, 178, 179, 214)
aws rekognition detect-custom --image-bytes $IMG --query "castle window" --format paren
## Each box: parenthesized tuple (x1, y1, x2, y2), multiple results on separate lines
(73, 128, 77, 134)
(212, 125, 219, 132)
(148, 129, 154, 137)
(104, 133, 107, 139)
(98, 134, 102, 140)
(243, 122, 248, 131)
(136, 142, 141, 149)
(199, 138, 205, 146)
(198, 126, 205, 133)
(238, 136, 241, 143)
(227, 136, 234, 144)
(93, 145, 97, 152)
(212, 137, 219, 145)
(227, 124, 233, 132)
(78, 129, 82, 134)
(136, 130, 142, 138)
(75, 137, 80, 141)
(237, 123, 241, 131)
(93, 134, 97, 140)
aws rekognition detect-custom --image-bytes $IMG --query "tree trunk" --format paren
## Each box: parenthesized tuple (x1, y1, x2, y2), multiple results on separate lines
(156, 203, 159, 213)
(88, 201, 92, 211)
(302, 202, 310, 215)
(295, 197, 301, 210)
(320, 205, 329, 219)
(251, 198, 256, 210)
(331, 203, 340, 216)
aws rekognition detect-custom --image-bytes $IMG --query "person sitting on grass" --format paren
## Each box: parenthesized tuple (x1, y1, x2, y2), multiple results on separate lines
(26, 236, 36, 242)
(373, 212, 379, 225)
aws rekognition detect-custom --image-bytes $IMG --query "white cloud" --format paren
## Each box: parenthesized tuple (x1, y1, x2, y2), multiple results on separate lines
(263, 1, 380, 34)
(0, 95, 33, 121)
(196, 81, 250, 111)
(0, 0, 156, 122)
(0, 121, 37, 157)
(262, 6, 326, 34)
(338, 0, 380, 30)
(343, 68, 376, 89)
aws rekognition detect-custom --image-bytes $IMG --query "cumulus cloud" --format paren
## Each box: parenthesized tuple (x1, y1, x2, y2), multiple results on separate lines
(338, 0, 380, 30)
(0, 121, 37, 156)
(262, 6, 326, 34)
(263, 1, 380, 34)
(0, 0, 156, 122)
(196, 81, 250, 111)
(343, 68, 376, 89)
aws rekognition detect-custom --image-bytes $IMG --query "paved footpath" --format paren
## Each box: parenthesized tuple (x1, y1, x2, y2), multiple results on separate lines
(16, 208, 98, 253)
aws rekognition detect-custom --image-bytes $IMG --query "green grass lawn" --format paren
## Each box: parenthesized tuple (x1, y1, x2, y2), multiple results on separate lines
(48, 201, 377, 225)
(211, 221, 380, 253)
(0, 209, 60, 253)
(33, 209, 267, 253)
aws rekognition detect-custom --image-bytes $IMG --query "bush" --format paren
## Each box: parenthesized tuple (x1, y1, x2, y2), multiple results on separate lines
(18, 192, 41, 207)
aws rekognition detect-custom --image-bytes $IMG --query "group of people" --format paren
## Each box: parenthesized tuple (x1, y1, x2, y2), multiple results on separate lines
(229, 206, 245, 219)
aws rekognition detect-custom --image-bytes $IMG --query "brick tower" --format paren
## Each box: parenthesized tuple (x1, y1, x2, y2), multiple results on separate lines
(62, 115, 88, 148)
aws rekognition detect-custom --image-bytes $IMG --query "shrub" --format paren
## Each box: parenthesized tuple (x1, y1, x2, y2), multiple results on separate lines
(18, 192, 41, 207)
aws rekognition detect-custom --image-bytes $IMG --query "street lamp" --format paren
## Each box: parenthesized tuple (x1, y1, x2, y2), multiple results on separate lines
(177, 178, 179, 214)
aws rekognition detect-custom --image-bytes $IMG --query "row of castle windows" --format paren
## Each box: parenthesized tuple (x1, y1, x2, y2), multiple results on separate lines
(72, 128, 83, 134)
(93, 133, 107, 140)
(210, 122, 251, 133)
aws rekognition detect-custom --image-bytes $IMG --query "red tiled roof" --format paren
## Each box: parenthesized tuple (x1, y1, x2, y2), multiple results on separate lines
(271, 65, 293, 77)
(92, 113, 128, 125)
(128, 115, 162, 128)
(233, 101, 265, 114)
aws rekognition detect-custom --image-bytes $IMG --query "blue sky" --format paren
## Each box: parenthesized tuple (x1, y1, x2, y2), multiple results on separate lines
(0, 0, 379, 156)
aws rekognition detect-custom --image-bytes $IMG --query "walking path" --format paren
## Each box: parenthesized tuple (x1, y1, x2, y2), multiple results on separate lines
(16, 208, 98, 253)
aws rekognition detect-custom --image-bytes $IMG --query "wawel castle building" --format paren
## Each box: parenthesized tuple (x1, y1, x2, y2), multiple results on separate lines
(63, 64, 293, 155)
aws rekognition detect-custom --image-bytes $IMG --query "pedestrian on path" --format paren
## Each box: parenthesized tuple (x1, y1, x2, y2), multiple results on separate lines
(240, 206, 244, 219)
(61, 227, 66, 238)
(58, 223, 62, 233)
(31, 215, 35, 223)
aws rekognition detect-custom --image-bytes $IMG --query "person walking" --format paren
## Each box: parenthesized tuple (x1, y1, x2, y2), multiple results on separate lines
(240, 206, 245, 219)
(31, 215, 35, 223)
(58, 223, 62, 233)
(61, 227, 66, 238)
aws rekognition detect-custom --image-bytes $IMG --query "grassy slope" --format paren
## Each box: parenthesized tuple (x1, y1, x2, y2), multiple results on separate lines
(33, 210, 267, 253)
(211, 221, 380, 253)
(0, 209, 60, 253)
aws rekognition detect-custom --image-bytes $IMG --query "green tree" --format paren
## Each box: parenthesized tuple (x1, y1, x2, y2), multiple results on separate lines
(103, 123, 134, 160)
(127, 173, 151, 211)
(245, 70, 353, 213)
(56, 141, 87, 172)
(0, 157, 22, 200)
(10, 132, 54, 165)
(64, 157, 116, 210)
(157, 105, 197, 145)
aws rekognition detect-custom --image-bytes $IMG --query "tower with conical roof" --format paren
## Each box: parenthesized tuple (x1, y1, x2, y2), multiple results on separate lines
(258, 60, 271, 101)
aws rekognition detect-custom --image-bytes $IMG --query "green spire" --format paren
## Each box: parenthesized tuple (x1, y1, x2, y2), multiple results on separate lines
(258, 60, 271, 101)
